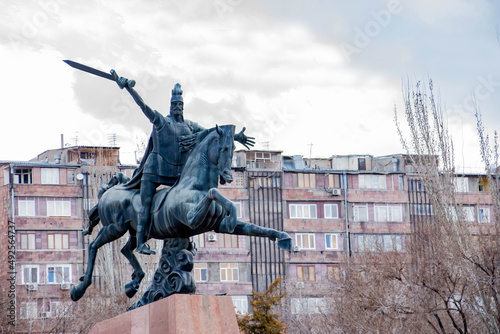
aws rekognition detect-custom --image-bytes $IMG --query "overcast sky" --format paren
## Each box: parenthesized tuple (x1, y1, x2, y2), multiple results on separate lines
(1, 0, 499, 170)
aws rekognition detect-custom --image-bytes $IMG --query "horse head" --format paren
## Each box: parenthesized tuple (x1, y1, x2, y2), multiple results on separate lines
(211, 125, 235, 185)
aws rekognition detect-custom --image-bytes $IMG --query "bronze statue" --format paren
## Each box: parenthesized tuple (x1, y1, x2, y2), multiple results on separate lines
(64, 60, 289, 309)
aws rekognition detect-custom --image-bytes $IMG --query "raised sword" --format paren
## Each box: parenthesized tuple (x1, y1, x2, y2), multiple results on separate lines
(63, 59, 135, 88)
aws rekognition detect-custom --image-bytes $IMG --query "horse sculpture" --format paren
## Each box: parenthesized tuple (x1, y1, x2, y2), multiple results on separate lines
(71, 125, 292, 302)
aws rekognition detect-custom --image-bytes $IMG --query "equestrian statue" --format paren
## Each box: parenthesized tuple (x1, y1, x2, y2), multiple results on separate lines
(64, 60, 292, 308)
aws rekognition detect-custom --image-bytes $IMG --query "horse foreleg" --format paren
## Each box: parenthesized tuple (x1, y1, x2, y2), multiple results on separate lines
(121, 235, 145, 298)
(220, 221, 292, 251)
(185, 188, 236, 231)
(70, 224, 127, 301)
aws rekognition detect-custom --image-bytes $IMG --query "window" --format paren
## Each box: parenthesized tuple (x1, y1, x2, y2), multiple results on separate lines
(358, 175, 386, 190)
(358, 158, 366, 171)
(353, 205, 368, 222)
(374, 205, 402, 222)
(296, 233, 315, 250)
(454, 177, 469, 192)
(479, 208, 490, 223)
(450, 206, 475, 222)
(46, 199, 71, 217)
(399, 176, 404, 190)
(289, 204, 317, 219)
(358, 234, 403, 252)
(291, 298, 325, 314)
(234, 172, 245, 187)
(411, 204, 433, 216)
(231, 296, 248, 315)
(325, 234, 339, 250)
(194, 263, 208, 282)
(327, 265, 341, 281)
(255, 152, 271, 160)
(297, 265, 316, 282)
(67, 170, 76, 184)
(297, 173, 316, 188)
(41, 168, 60, 184)
(48, 233, 70, 250)
(192, 233, 205, 248)
(22, 265, 39, 284)
(50, 302, 72, 318)
(220, 263, 239, 282)
(14, 168, 32, 184)
(324, 204, 339, 219)
(20, 233, 36, 250)
(18, 198, 35, 216)
(47, 265, 71, 284)
(219, 234, 238, 248)
(232, 201, 243, 218)
(328, 174, 341, 188)
(20, 302, 37, 319)
(4, 169, 9, 185)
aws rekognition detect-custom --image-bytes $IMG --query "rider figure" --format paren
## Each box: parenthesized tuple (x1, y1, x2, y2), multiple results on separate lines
(116, 77, 254, 255)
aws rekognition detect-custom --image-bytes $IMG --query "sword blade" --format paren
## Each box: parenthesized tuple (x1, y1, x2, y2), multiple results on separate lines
(63, 60, 115, 81)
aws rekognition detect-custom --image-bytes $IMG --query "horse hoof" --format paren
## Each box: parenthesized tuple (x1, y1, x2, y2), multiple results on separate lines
(82, 229, 89, 236)
(79, 275, 85, 282)
(70, 285, 85, 301)
(125, 281, 139, 298)
(278, 237, 292, 251)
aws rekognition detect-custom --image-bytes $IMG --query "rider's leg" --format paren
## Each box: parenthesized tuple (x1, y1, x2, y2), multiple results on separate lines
(136, 180, 157, 255)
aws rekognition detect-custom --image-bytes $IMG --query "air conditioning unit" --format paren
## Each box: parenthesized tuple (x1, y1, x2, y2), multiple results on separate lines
(60, 283, 71, 290)
(293, 245, 300, 252)
(331, 188, 341, 196)
(40, 312, 50, 318)
(27, 283, 38, 291)
(207, 234, 217, 242)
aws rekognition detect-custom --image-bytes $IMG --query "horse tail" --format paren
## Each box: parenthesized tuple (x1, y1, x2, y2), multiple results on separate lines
(82, 172, 131, 236)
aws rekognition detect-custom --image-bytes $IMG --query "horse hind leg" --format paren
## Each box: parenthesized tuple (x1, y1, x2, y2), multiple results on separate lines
(121, 235, 146, 298)
(70, 224, 127, 301)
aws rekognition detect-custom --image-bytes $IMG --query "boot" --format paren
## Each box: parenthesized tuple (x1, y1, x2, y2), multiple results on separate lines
(136, 222, 155, 255)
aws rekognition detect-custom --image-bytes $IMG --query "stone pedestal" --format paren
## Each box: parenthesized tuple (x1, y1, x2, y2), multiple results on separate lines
(89, 294, 240, 334)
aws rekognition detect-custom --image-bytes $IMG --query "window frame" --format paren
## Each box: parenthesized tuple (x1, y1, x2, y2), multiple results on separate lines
(231, 296, 249, 315)
(41, 168, 60, 185)
(324, 203, 339, 219)
(289, 204, 317, 219)
(194, 263, 208, 282)
(219, 233, 239, 248)
(22, 265, 39, 284)
(353, 205, 369, 222)
(46, 264, 71, 284)
(46, 199, 71, 217)
(20, 233, 36, 250)
(374, 205, 403, 222)
(220, 263, 239, 282)
(358, 174, 386, 190)
(47, 233, 70, 250)
(296, 265, 316, 282)
(479, 207, 491, 223)
(325, 233, 340, 250)
(14, 168, 33, 184)
(192, 233, 205, 248)
(295, 233, 315, 250)
(18, 198, 35, 217)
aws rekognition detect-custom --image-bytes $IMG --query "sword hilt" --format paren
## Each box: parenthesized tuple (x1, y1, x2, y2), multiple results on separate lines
(110, 69, 136, 89)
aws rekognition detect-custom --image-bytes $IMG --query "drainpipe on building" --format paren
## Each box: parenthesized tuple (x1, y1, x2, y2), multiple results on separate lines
(9, 164, 15, 223)
(343, 172, 350, 263)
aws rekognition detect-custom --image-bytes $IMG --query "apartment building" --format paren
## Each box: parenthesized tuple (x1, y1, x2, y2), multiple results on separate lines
(0, 146, 135, 331)
(1, 145, 494, 328)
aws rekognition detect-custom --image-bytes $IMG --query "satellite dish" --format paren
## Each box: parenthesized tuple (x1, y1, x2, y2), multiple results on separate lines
(76, 173, 85, 181)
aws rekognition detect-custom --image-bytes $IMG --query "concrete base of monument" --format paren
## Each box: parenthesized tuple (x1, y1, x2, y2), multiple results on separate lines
(89, 294, 240, 334)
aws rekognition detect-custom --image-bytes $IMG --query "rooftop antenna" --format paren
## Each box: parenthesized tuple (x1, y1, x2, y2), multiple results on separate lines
(261, 141, 270, 150)
(307, 143, 313, 159)
(72, 132, 79, 146)
(108, 133, 117, 146)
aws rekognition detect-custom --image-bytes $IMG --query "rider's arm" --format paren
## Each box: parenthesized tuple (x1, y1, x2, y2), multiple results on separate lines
(124, 85, 157, 123)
